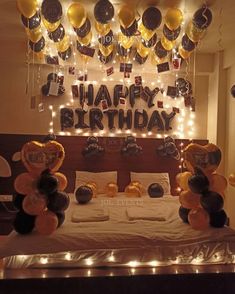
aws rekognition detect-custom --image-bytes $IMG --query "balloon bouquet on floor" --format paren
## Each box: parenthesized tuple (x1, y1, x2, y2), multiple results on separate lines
(13, 135, 69, 235)
(177, 143, 228, 230)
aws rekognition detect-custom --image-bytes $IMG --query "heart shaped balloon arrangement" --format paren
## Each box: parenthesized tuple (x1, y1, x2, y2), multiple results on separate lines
(13, 137, 69, 235)
(176, 143, 228, 230)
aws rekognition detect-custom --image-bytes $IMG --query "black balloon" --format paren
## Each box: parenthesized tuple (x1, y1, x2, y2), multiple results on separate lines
(47, 72, 58, 82)
(13, 211, 35, 235)
(200, 191, 224, 213)
(135, 52, 148, 64)
(193, 7, 212, 30)
(148, 183, 164, 198)
(58, 85, 65, 95)
(188, 174, 209, 194)
(182, 34, 196, 51)
(87, 136, 99, 144)
(179, 206, 190, 223)
(154, 40, 168, 58)
(163, 24, 181, 41)
(210, 209, 228, 228)
(37, 173, 59, 195)
(13, 193, 26, 210)
(21, 12, 41, 29)
(43, 133, 56, 143)
(41, 0, 62, 23)
(48, 24, 65, 42)
(29, 36, 45, 52)
(41, 83, 50, 96)
(98, 50, 113, 64)
(58, 46, 72, 61)
(175, 78, 192, 96)
(142, 33, 157, 48)
(98, 30, 113, 47)
(74, 18, 91, 38)
(47, 191, 70, 212)
(56, 211, 65, 227)
(231, 85, 235, 98)
(142, 7, 162, 30)
(94, 0, 114, 24)
(120, 20, 138, 37)
(75, 186, 93, 204)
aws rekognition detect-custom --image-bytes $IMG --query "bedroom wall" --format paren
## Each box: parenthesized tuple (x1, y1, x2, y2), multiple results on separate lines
(222, 46, 235, 228)
(0, 53, 212, 140)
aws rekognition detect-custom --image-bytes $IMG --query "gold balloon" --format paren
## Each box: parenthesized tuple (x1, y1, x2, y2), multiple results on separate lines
(14, 172, 36, 195)
(139, 23, 155, 41)
(55, 172, 68, 191)
(26, 27, 42, 43)
(17, 0, 37, 18)
(23, 194, 47, 216)
(137, 43, 150, 58)
(81, 54, 91, 64)
(67, 3, 87, 29)
(86, 182, 97, 198)
(176, 172, 193, 191)
(188, 208, 210, 231)
(118, 5, 136, 28)
(99, 43, 114, 56)
(161, 36, 174, 51)
(105, 182, 118, 197)
(95, 21, 111, 36)
(229, 173, 235, 187)
(118, 33, 134, 49)
(125, 185, 141, 197)
(151, 53, 167, 65)
(209, 173, 228, 194)
(34, 51, 45, 61)
(42, 17, 61, 32)
(78, 31, 92, 46)
(130, 181, 145, 194)
(165, 8, 183, 30)
(179, 190, 201, 209)
(56, 35, 70, 52)
(35, 211, 58, 235)
(178, 45, 192, 59)
(186, 21, 206, 43)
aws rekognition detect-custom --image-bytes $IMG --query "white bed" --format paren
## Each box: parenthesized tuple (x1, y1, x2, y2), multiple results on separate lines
(1, 193, 235, 269)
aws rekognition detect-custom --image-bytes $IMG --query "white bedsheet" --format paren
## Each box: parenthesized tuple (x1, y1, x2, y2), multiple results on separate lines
(1, 193, 235, 260)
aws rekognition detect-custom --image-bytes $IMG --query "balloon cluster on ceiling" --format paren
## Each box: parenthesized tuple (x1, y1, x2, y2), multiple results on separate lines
(17, 0, 213, 65)
(176, 143, 228, 230)
(13, 138, 69, 235)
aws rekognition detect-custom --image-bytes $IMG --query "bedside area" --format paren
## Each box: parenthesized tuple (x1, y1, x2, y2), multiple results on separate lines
(0, 196, 17, 236)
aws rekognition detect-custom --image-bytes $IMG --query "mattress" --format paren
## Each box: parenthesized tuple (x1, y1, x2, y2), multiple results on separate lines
(1, 193, 235, 268)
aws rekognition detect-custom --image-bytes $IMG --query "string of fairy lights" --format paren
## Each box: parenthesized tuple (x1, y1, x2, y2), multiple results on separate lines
(18, 1, 211, 149)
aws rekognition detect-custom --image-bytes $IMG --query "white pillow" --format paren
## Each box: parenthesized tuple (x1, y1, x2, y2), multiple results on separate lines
(75, 171, 117, 194)
(130, 172, 171, 195)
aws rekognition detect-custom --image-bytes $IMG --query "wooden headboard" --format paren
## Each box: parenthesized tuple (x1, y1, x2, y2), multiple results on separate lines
(0, 134, 208, 195)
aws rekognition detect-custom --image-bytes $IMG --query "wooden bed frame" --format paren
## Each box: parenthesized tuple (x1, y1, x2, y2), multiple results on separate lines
(0, 134, 208, 194)
(1, 134, 235, 293)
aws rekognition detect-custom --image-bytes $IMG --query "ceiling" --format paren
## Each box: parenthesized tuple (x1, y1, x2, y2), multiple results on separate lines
(0, 0, 234, 63)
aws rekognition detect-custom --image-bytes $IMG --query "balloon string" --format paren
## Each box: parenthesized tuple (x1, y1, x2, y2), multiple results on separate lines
(217, 8, 223, 50)
(26, 21, 30, 95)
(201, 5, 209, 29)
